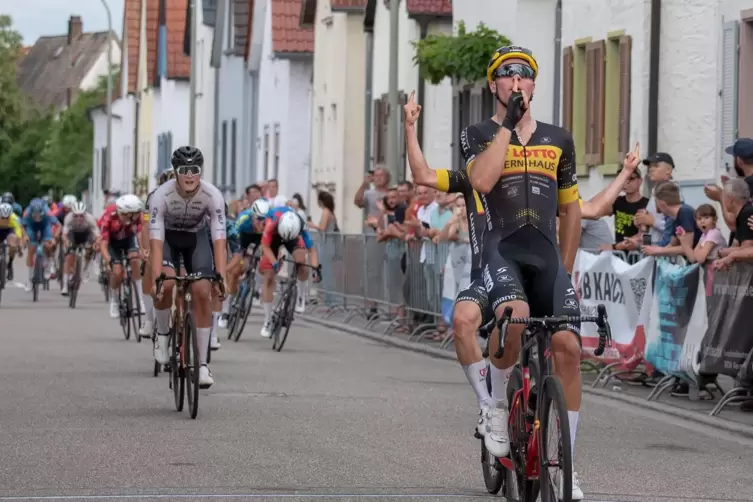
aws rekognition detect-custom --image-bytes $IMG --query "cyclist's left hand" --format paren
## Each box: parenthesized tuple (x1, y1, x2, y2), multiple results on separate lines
(272, 260, 281, 273)
(214, 275, 227, 300)
(312, 266, 322, 284)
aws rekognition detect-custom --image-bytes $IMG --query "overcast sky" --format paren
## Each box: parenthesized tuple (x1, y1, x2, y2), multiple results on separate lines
(6, 0, 125, 45)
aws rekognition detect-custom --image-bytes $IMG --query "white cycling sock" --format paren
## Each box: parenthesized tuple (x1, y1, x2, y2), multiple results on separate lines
(296, 279, 307, 302)
(110, 288, 118, 304)
(27, 265, 33, 282)
(155, 308, 171, 335)
(490, 364, 514, 403)
(263, 302, 273, 323)
(197, 327, 211, 364)
(462, 360, 492, 408)
(135, 279, 144, 301)
(142, 294, 154, 323)
(211, 312, 220, 339)
(222, 297, 230, 314)
(568, 410, 579, 466)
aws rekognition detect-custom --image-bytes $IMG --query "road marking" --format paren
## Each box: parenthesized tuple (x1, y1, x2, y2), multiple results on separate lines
(0, 495, 502, 501)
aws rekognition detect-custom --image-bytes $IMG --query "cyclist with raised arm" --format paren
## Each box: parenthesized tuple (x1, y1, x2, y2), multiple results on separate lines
(466, 46, 584, 500)
(100, 195, 145, 318)
(61, 201, 100, 296)
(220, 198, 269, 328)
(403, 90, 498, 432)
(259, 208, 320, 338)
(149, 146, 227, 389)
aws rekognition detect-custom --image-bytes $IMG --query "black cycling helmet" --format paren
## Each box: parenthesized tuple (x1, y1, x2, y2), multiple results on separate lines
(1, 193, 14, 205)
(171, 146, 204, 169)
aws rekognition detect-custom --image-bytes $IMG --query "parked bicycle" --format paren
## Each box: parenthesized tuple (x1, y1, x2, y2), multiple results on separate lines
(478, 305, 611, 502)
(268, 258, 319, 352)
(115, 260, 142, 341)
(156, 273, 225, 420)
(227, 245, 260, 342)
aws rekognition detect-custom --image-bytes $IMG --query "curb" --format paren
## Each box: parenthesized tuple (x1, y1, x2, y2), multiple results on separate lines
(299, 314, 753, 439)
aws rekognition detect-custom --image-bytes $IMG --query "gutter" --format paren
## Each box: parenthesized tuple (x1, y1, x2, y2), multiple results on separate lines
(552, 0, 562, 125)
(212, 67, 221, 187)
(416, 18, 428, 149)
(647, 0, 661, 155)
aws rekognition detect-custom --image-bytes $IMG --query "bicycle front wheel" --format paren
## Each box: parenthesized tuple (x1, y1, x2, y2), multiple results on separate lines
(170, 319, 184, 412)
(273, 283, 296, 352)
(119, 289, 131, 340)
(184, 311, 200, 419)
(538, 375, 573, 502)
(233, 276, 256, 342)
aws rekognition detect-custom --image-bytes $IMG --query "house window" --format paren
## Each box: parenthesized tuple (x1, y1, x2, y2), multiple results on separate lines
(231, 119, 237, 192)
(226, 2, 234, 52)
(273, 123, 280, 179)
(263, 125, 270, 180)
(221, 121, 228, 189)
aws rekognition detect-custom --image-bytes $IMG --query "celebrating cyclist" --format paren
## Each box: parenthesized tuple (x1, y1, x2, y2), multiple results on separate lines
(0, 202, 23, 280)
(22, 199, 58, 291)
(100, 194, 145, 318)
(149, 146, 227, 389)
(259, 207, 320, 338)
(465, 46, 584, 499)
(61, 201, 100, 296)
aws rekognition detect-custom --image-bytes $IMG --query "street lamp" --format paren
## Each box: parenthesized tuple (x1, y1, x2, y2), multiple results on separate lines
(100, 0, 113, 197)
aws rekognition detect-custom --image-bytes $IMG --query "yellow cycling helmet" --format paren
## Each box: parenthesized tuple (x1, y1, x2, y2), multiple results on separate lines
(487, 45, 539, 82)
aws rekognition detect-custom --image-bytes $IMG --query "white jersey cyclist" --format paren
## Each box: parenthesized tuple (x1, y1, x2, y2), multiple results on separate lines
(148, 179, 226, 242)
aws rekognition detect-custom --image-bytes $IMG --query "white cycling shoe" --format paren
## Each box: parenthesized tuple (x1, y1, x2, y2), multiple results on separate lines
(154, 334, 170, 365)
(109, 302, 119, 319)
(558, 471, 584, 501)
(210, 336, 221, 351)
(482, 404, 510, 458)
(139, 320, 154, 337)
(218, 315, 228, 329)
(295, 297, 305, 314)
(260, 322, 272, 338)
(199, 365, 214, 388)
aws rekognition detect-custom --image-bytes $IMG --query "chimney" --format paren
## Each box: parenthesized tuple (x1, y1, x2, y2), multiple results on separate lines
(68, 15, 83, 45)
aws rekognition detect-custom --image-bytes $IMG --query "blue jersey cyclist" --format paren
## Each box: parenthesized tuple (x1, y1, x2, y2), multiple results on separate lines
(258, 206, 320, 338)
(22, 198, 59, 290)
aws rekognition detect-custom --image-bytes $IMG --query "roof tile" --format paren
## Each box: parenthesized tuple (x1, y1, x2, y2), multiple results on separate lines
(405, 0, 452, 16)
(272, 0, 314, 54)
(166, 0, 191, 79)
(124, 0, 140, 94)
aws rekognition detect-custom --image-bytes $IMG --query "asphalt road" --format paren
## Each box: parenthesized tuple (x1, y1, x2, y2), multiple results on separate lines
(1, 273, 752, 502)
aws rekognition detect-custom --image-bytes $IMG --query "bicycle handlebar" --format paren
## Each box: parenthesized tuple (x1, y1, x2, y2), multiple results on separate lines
(280, 258, 320, 270)
(155, 273, 226, 298)
(486, 304, 612, 360)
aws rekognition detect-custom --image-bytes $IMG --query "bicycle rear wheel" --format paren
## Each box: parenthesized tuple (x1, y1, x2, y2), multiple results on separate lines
(170, 317, 185, 412)
(233, 276, 256, 342)
(33, 255, 44, 302)
(184, 311, 201, 419)
(69, 253, 82, 309)
(119, 289, 131, 340)
(538, 375, 572, 502)
(129, 279, 143, 342)
(0, 253, 6, 306)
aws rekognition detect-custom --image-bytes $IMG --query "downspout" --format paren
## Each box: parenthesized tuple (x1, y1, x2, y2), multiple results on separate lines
(363, 27, 374, 173)
(249, 71, 260, 182)
(212, 67, 221, 187)
(552, 0, 562, 125)
(647, 0, 661, 155)
(416, 18, 428, 149)
(133, 95, 140, 191)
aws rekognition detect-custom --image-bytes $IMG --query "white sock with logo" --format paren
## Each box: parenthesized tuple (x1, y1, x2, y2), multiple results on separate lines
(490, 364, 514, 403)
(462, 360, 493, 408)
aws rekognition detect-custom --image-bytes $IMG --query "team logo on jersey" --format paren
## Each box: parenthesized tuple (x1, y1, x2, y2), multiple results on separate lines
(503, 145, 562, 180)
(541, 136, 552, 144)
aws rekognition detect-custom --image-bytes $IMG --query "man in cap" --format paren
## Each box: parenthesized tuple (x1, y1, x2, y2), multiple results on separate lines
(705, 139, 753, 243)
(635, 152, 675, 246)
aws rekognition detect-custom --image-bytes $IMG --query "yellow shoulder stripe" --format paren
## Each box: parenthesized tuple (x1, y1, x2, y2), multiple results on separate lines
(435, 169, 450, 192)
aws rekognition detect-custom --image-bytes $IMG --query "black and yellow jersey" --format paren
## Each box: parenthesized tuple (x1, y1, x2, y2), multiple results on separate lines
(435, 169, 485, 278)
(461, 119, 579, 246)
(0, 213, 23, 238)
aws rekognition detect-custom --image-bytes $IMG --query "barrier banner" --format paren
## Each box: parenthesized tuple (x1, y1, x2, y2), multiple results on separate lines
(573, 251, 653, 362)
(699, 263, 753, 378)
(644, 260, 707, 382)
(441, 255, 456, 325)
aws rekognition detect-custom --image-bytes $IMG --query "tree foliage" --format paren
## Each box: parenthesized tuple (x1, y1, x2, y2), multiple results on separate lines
(412, 22, 512, 85)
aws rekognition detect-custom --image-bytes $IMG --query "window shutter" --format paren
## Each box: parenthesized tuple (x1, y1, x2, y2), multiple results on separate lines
(618, 36, 632, 160)
(585, 41, 605, 166)
(720, 21, 739, 173)
(470, 89, 483, 124)
(372, 99, 380, 168)
(399, 91, 408, 180)
(562, 46, 573, 131)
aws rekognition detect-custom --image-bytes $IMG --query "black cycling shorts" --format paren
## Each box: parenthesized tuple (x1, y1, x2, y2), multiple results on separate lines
(108, 236, 139, 265)
(482, 226, 580, 338)
(66, 230, 95, 254)
(162, 227, 214, 276)
(239, 232, 261, 252)
(455, 278, 495, 326)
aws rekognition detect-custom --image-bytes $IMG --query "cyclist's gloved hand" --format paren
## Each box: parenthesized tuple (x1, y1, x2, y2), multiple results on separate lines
(272, 260, 280, 273)
(312, 265, 322, 283)
(501, 91, 526, 132)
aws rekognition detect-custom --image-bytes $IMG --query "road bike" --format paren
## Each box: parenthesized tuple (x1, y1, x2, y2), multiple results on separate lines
(269, 259, 319, 352)
(227, 245, 260, 342)
(99, 256, 110, 302)
(477, 305, 611, 502)
(156, 273, 225, 420)
(55, 234, 65, 290)
(66, 245, 87, 309)
(31, 238, 50, 302)
(114, 260, 142, 341)
(0, 241, 8, 306)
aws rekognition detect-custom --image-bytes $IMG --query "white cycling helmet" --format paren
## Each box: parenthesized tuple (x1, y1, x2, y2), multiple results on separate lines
(62, 194, 77, 208)
(0, 203, 12, 218)
(116, 194, 143, 214)
(277, 211, 303, 241)
(71, 201, 87, 215)
(250, 198, 270, 218)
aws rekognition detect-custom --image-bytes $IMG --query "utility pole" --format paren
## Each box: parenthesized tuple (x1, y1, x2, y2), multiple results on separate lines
(386, 0, 400, 181)
(188, 0, 199, 144)
(101, 0, 113, 192)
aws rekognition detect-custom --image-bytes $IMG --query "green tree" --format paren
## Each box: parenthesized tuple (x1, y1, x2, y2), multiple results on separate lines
(412, 22, 512, 85)
(37, 73, 115, 195)
(0, 14, 50, 203)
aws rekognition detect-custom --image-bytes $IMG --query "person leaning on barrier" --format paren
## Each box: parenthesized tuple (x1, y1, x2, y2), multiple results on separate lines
(642, 182, 701, 258)
(713, 178, 753, 271)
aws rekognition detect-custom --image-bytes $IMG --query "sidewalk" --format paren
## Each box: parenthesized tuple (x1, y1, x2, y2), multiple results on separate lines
(301, 302, 753, 434)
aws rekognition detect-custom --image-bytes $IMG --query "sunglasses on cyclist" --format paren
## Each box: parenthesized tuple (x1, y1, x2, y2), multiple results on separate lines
(493, 63, 536, 80)
(175, 165, 202, 176)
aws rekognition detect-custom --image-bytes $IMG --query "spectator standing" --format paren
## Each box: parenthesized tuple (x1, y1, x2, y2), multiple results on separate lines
(610, 167, 648, 250)
(397, 181, 414, 207)
(308, 191, 339, 305)
(637, 152, 675, 245)
(244, 184, 263, 207)
(705, 139, 753, 243)
(265, 179, 288, 207)
(677, 204, 727, 263)
(643, 182, 701, 258)
(715, 179, 753, 267)
(375, 188, 405, 307)
(579, 212, 613, 251)
(439, 195, 472, 293)
(418, 191, 453, 318)
(290, 193, 309, 228)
